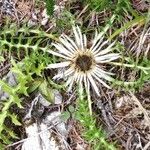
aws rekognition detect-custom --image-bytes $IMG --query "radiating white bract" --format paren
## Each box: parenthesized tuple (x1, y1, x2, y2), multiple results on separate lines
(47, 26, 120, 96)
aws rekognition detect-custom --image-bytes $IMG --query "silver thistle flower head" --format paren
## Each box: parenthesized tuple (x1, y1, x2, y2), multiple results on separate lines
(47, 26, 120, 96)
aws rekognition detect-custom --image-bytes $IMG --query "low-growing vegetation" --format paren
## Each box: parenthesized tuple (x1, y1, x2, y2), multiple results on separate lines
(0, 0, 149, 149)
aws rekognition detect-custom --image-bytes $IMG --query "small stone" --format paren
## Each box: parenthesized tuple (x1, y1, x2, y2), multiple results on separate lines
(41, 18, 48, 26)
(54, 90, 62, 104)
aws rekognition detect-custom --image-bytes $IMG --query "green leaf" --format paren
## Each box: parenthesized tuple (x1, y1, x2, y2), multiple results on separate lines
(16, 83, 28, 96)
(68, 105, 75, 113)
(0, 56, 4, 62)
(4, 125, 19, 139)
(9, 113, 21, 126)
(0, 80, 14, 95)
(39, 80, 54, 103)
(39, 80, 48, 96)
(45, 0, 55, 16)
(28, 78, 43, 93)
(7, 129, 18, 139)
(0, 142, 4, 150)
(34, 63, 44, 76)
(0, 111, 7, 127)
(61, 111, 70, 122)
(0, 133, 12, 144)
(109, 16, 146, 40)
(2, 99, 13, 112)
(12, 96, 23, 108)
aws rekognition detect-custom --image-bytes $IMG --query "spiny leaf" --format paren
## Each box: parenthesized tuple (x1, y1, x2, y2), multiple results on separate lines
(0, 133, 12, 144)
(27, 78, 43, 93)
(10, 95, 23, 108)
(0, 80, 14, 95)
(8, 113, 22, 126)
(0, 111, 7, 127)
(0, 56, 4, 62)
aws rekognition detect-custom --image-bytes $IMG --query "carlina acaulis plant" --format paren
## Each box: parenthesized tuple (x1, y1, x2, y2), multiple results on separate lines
(47, 26, 120, 103)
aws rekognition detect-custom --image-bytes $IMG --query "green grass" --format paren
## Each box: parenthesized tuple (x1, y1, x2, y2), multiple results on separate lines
(74, 89, 117, 150)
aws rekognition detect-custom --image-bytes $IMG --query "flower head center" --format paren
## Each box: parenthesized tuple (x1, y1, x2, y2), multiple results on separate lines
(75, 54, 93, 72)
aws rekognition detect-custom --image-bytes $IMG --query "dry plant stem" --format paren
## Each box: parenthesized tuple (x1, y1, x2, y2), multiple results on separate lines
(128, 25, 140, 36)
(77, 4, 89, 20)
(6, 124, 54, 148)
(95, 97, 126, 146)
(130, 92, 150, 127)
(96, 99, 112, 128)
(143, 141, 150, 150)
(52, 126, 72, 150)
(136, 26, 149, 58)
(13, 1, 20, 25)
(6, 116, 60, 148)
(0, 64, 11, 76)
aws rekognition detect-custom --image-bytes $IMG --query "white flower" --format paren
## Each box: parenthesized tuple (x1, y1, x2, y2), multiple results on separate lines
(47, 26, 120, 96)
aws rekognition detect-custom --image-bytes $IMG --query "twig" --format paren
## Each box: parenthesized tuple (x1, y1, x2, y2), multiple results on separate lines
(143, 141, 150, 150)
(130, 92, 150, 127)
